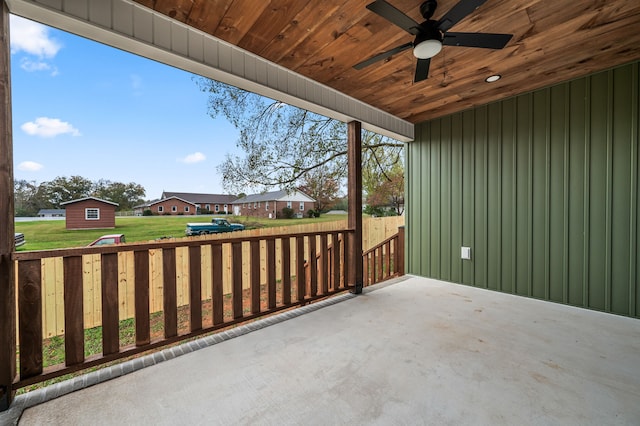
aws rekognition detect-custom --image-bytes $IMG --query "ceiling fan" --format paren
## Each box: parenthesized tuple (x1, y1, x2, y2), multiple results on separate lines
(353, 0, 513, 82)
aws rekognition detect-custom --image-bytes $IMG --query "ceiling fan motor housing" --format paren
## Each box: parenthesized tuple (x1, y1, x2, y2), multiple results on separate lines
(413, 21, 443, 59)
(420, 0, 438, 20)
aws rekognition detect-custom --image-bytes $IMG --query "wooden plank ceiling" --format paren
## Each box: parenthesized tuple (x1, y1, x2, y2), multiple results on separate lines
(133, 0, 640, 124)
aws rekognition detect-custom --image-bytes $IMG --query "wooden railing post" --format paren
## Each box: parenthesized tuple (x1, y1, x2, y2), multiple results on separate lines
(332, 233, 340, 291)
(231, 242, 243, 319)
(397, 226, 405, 276)
(64, 256, 85, 364)
(163, 248, 178, 338)
(320, 234, 329, 295)
(0, 1, 15, 411)
(281, 237, 291, 305)
(250, 240, 261, 314)
(211, 243, 224, 326)
(266, 238, 276, 309)
(134, 251, 150, 346)
(101, 253, 120, 355)
(296, 236, 305, 302)
(308, 236, 317, 297)
(189, 246, 202, 332)
(18, 260, 43, 380)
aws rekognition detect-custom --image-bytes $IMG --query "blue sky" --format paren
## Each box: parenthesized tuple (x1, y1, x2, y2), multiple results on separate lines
(10, 14, 240, 200)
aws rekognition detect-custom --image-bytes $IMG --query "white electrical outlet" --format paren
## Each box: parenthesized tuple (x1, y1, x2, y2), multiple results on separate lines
(461, 247, 472, 260)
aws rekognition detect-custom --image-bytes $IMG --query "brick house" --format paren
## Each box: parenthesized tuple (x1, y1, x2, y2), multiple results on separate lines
(60, 197, 118, 230)
(161, 192, 238, 214)
(139, 196, 197, 215)
(232, 190, 315, 219)
(134, 193, 238, 215)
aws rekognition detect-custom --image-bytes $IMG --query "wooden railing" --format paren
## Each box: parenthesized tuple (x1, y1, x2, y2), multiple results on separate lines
(12, 229, 354, 389)
(28, 217, 404, 339)
(363, 226, 405, 286)
(305, 225, 405, 289)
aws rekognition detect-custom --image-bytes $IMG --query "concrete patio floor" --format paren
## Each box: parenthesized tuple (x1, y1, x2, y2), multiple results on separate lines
(9, 275, 640, 425)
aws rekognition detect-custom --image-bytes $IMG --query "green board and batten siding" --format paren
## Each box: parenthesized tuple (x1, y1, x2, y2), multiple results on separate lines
(407, 61, 640, 317)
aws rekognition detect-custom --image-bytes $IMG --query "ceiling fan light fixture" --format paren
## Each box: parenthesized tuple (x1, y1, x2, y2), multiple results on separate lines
(354, 0, 514, 82)
(413, 39, 442, 59)
(485, 74, 501, 82)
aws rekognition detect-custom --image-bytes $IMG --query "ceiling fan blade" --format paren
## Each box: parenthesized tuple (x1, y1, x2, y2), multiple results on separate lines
(414, 58, 431, 83)
(443, 32, 513, 49)
(437, 0, 488, 32)
(366, 0, 422, 35)
(353, 42, 413, 70)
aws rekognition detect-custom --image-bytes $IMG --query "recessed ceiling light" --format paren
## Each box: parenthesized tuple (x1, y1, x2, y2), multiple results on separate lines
(485, 74, 501, 83)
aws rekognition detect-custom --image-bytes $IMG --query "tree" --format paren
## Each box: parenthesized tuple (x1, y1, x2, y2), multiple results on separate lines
(14, 180, 43, 216)
(365, 163, 405, 216)
(195, 78, 404, 195)
(362, 145, 403, 198)
(92, 179, 146, 211)
(332, 197, 348, 212)
(39, 175, 94, 207)
(297, 165, 341, 212)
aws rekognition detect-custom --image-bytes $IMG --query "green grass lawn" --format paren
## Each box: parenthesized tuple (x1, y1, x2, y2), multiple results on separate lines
(15, 214, 348, 250)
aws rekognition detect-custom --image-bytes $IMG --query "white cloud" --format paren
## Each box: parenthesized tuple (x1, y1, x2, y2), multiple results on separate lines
(179, 152, 206, 164)
(130, 74, 142, 89)
(130, 74, 143, 96)
(21, 117, 81, 138)
(19, 57, 58, 75)
(10, 15, 61, 58)
(17, 161, 44, 171)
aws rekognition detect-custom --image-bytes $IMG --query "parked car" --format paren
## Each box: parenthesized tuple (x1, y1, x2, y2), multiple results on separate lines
(88, 234, 126, 246)
(185, 218, 245, 236)
(14, 232, 25, 248)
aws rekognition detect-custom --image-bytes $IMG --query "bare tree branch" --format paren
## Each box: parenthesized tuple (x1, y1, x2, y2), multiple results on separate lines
(195, 77, 404, 198)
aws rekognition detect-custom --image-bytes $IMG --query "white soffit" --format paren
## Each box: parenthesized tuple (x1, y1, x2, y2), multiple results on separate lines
(6, 0, 414, 142)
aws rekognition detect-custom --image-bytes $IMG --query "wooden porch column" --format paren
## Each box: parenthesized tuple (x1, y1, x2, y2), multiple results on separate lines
(347, 121, 363, 294)
(0, 0, 15, 411)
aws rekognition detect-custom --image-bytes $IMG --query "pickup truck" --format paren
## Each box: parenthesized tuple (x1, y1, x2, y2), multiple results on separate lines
(15, 232, 25, 248)
(88, 234, 126, 246)
(185, 218, 245, 236)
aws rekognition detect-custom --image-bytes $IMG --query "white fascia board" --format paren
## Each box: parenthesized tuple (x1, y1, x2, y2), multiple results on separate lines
(7, 0, 414, 142)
